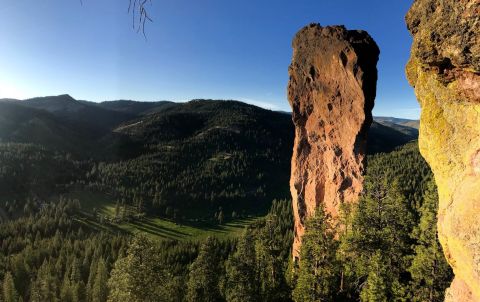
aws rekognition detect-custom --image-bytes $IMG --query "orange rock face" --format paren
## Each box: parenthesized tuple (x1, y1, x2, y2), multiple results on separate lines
(287, 24, 379, 259)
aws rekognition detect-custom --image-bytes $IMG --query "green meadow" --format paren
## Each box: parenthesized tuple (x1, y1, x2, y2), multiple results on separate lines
(65, 190, 261, 241)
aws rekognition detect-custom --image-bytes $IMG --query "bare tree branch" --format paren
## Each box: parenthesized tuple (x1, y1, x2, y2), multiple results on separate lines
(129, 0, 153, 38)
(77, 1, 153, 38)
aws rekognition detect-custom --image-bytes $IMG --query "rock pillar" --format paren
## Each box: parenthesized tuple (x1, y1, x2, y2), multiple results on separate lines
(288, 24, 379, 259)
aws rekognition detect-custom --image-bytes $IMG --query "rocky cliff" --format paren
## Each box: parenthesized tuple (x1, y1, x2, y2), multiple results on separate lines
(406, 0, 480, 301)
(288, 24, 379, 259)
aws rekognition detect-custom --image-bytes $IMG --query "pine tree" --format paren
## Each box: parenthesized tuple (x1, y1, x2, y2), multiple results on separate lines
(3, 272, 19, 302)
(360, 252, 388, 302)
(73, 281, 86, 302)
(340, 180, 415, 300)
(224, 229, 258, 302)
(107, 257, 135, 302)
(86, 258, 98, 301)
(114, 201, 120, 219)
(292, 204, 339, 302)
(186, 237, 222, 302)
(107, 235, 180, 302)
(121, 200, 127, 220)
(409, 180, 453, 302)
(60, 275, 73, 302)
(92, 259, 108, 302)
(255, 201, 293, 302)
(217, 210, 224, 225)
(68, 258, 85, 301)
(31, 261, 57, 302)
(136, 197, 144, 215)
(11, 258, 28, 298)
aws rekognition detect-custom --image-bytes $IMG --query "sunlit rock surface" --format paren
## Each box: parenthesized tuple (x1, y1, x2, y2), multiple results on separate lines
(406, 0, 480, 300)
(287, 24, 379, 259)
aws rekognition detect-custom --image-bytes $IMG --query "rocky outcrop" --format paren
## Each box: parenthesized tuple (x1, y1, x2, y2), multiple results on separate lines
(288, 24, 379, 259)
(406, 1, 480, 301)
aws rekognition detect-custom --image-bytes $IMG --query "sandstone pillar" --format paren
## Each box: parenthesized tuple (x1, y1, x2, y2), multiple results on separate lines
(288, 24, 379, 259)
(406, 1, 480, 301)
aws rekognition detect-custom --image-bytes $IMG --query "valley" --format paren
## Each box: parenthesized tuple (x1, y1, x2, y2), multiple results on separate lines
(0, 95, 430, 302)
(0, 95, 418, 238)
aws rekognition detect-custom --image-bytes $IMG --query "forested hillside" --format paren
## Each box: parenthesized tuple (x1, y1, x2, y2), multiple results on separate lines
(0, 139, 451, 301)
(0, 97, 295, 219)
(0, 96, 417, 220)
(374, 116, 420, 129)
(0, 96, 431, 301)
(91, 100, 295, 218)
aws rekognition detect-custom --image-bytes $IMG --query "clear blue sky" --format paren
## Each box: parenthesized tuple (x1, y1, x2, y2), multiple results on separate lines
(0, 0, 419, 119)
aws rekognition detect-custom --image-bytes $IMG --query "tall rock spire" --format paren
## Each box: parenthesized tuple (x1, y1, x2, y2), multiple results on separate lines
(287, 24, 379, 259)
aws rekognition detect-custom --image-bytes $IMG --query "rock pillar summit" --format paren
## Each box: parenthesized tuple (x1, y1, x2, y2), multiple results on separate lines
(287, 24, 379, 259)
(406, 1, 480, 301)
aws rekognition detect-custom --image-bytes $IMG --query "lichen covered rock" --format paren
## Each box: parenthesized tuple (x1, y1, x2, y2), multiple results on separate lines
(288, 24, 379, 259)
(406, 0, 480, 300)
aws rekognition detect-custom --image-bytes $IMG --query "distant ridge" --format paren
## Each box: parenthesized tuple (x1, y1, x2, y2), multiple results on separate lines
(22, 94, 82, 112)
(97, 99, 176, 116)
(374, 116, 420, 129)
(1, 95, 419, 157)
(374, 116, 414, 124)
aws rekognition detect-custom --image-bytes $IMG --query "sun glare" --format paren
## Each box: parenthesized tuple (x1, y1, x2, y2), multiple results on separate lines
(0, 82, 30, 100)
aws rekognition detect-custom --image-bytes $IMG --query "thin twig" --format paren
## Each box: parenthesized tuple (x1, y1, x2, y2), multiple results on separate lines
(128, 0, 153, 39)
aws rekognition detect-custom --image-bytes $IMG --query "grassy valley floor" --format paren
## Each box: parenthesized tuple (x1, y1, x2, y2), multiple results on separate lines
(64, 190, 262, 241)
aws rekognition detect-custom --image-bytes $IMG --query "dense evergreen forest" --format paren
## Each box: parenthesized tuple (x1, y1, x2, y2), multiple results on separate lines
(0, 96, 448, 301)
(0, 96, 415, 220)
(292, 142, 452, 302)
(0, 97, 296, 219)
(0, 141, 452, 302)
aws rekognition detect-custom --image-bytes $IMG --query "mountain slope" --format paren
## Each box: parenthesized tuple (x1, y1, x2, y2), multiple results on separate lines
(368, 121, 417, 154)
(0, 96, 419, 218)
(21, 95, 135, 136)
(0, 101, 91, 154)
(374, 116, 415, 124)
(400, 120, 420, 129)
(22, 94, 86, 112)
(375, 120, 418, 138)
(91, 100, 295, 217)
(96, 100, 176, 116)
(374, 116, 420, 129)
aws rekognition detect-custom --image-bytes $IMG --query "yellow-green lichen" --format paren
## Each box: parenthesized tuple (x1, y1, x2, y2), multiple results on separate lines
(411, 58, 480, 300)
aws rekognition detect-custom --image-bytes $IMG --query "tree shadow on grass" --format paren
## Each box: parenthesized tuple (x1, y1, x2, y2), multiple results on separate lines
(127, 222, 182, 240)
(130, 220, 189, 239)
(141, 219, 189, 236)
(76, 213, 260, 241)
